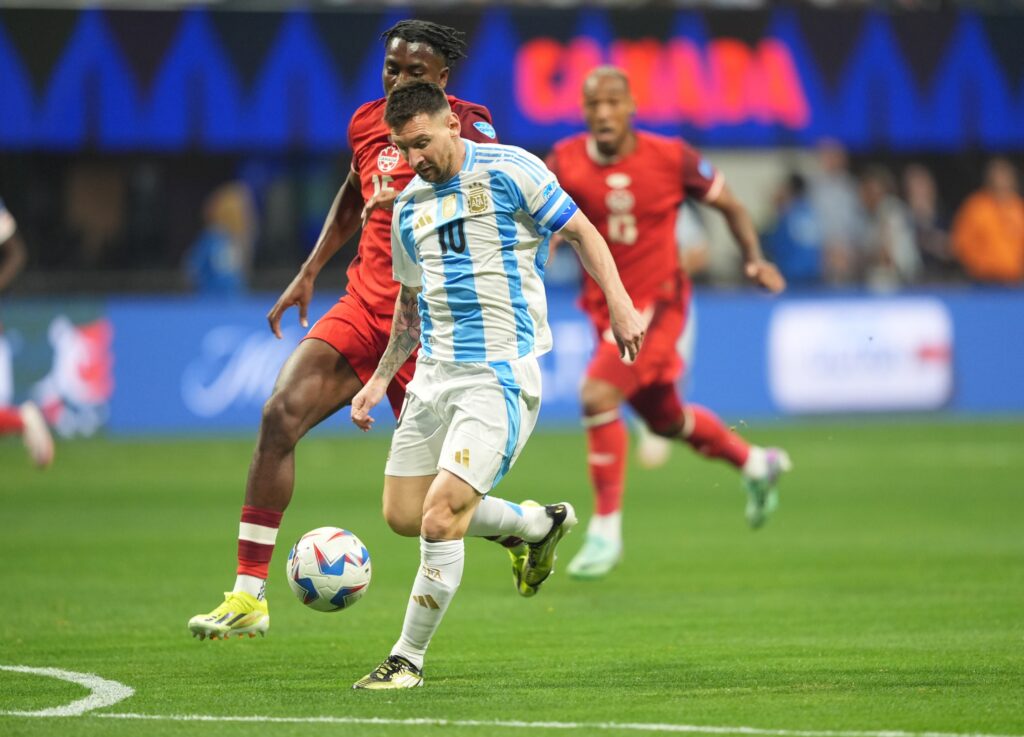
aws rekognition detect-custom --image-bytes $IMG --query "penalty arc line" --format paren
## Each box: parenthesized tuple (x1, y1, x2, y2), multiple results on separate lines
(93, 712, 1024, 737)
(0, 665, 135, 717)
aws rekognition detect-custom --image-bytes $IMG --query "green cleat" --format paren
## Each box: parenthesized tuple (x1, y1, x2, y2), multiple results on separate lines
(566, 533, 623, 580)
(508, 539, 536, 597)
(188, 591, 269, 640)
(743, 448, 792, 529)
(352, 655, 423, 690)
(521, 502, 577, 591)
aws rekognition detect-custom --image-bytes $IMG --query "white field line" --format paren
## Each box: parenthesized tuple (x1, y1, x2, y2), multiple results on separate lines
(93, 712, 1024, 737)
(1, 665, 1020, 737)
(0, 665, 134, 717)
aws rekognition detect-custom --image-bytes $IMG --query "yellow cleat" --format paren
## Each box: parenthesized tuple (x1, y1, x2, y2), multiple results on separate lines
(188, 592, 269, 640)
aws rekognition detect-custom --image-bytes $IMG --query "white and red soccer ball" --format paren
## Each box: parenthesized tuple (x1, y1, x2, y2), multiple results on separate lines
(286, 527, 371, 612)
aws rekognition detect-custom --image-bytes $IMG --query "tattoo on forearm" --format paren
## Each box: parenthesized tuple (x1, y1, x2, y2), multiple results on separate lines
(374, 285, 421, 382)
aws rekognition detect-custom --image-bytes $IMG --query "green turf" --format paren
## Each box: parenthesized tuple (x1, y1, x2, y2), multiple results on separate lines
(1, 421, 1023, 737)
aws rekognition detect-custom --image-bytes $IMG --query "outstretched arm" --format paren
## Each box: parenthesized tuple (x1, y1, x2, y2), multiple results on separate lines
(705, 183, 786, 293)
(267, 169, 366, 338)
(350, 283, 422, 431)
(558, 210, 645, 361)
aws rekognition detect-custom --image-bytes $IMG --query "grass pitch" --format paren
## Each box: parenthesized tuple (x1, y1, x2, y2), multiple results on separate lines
(1, 420, 1022, 737)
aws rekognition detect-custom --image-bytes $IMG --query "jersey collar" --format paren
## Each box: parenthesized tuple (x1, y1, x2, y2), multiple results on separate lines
(461, 139, 477, 172)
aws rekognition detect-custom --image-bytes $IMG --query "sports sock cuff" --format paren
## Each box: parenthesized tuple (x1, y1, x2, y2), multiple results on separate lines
(420, 538, 464, 566)
(241, 505, 283, 528)
(582, 408, 620, 428)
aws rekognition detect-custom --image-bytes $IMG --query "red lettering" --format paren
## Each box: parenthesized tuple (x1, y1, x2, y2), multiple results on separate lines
(515, 38, 602, 124)
(515, 36, 808, 129)
(758, 39, 810, 129)
(667, 39, 711, 127)
(610, 40, 675, 123)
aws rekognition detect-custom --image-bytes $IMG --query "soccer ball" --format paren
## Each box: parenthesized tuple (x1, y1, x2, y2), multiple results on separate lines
(285, 527, 371, 612)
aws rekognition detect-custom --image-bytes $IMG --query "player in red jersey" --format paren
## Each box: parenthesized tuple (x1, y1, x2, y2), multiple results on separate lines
(188, 21, 550, 640)
(547, 67, 792, 580)
(0, 197, 54, 469)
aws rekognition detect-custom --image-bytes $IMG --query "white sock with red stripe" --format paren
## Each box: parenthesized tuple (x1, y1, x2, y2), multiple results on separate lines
(233, 505, 282, 600)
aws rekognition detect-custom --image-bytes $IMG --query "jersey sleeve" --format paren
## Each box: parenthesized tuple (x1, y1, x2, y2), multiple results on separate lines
(0, 199, 17, 244)
(498, 147, 578, 233)
(458, 103, 499, 144)
(680, 141, 724, 202)
(391, 198, 422, 287)
(347, 105, 364, 175)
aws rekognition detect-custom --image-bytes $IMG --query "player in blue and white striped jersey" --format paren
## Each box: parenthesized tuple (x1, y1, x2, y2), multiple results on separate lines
(387, 137, 576, 363)
(348, 81, 645, 690)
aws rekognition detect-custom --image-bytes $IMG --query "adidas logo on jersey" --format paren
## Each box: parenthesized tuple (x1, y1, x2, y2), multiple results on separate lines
(414, 213, 434, 231)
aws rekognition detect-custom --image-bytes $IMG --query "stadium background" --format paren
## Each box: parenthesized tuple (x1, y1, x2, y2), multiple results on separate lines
(2, 3, 1023, 434)
(2, 3, 1023, 734)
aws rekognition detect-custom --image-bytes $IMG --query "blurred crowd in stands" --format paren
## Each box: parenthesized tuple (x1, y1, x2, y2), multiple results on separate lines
(1, 146, 1022, 295)
(755, 143, 1024, 290)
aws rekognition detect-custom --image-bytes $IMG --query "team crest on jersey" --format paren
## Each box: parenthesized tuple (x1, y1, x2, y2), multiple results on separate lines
(442, 194, 458, 219)
(606, 188, 635, 214)
(606, 173, 632, 189)
(467, 184, 489, 214)
(472, 121, 497, 139)
(377, 145, 401, 173)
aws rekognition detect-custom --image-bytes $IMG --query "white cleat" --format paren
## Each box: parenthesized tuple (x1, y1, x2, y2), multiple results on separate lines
(743, 448, 792, 529)
(635, 423, 672, 469)
(566, 533, 623, 580)
(20, 402, 54, 469)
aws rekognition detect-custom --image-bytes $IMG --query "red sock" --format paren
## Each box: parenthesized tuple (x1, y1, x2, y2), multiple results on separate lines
(0, 407, 24, 435)
(684, 405, 750, 468)
(585, 410, 628, 516)
(237, 505, 283, 579)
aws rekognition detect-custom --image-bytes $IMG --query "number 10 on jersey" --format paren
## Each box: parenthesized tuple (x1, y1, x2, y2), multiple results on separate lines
(438, 219, 467, 254)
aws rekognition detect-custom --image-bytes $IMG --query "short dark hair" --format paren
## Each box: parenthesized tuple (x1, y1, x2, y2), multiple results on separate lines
(385, 81, 450, 131)
(381, 20, 468, 68)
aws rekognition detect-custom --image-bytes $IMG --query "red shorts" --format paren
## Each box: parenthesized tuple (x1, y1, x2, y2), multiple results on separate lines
(586, 296, 689, 399)
(304, 294, 417, 418)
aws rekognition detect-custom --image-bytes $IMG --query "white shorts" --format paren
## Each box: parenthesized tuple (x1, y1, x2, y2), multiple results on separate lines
(384, 354, 542, 494)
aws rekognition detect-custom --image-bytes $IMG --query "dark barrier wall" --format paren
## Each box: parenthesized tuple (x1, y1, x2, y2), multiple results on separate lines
(2, 8, 1024, 152)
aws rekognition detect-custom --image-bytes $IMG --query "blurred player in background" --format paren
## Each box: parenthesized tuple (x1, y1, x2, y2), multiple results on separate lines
(188, 21, 505, 641)
(547, 67, 791, 581)
(0, 198, 54, 469)
(348, 81, 644, 688)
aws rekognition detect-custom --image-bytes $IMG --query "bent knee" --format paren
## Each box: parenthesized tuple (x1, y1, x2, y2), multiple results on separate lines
(580, 380, 622, 417)
(259, 391, 307, 448)
(648, 418, 685, 438)
(382, 502, 421, 538)
(420, 505, 459, 541)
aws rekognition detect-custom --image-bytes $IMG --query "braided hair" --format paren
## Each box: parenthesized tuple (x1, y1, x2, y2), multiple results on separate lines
(380, 20, 468, 68)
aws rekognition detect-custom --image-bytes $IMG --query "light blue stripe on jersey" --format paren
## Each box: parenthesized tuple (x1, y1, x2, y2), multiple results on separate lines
(397, 202, 433, 355)
(417, 292, 434, 357)
(475, 149, 545, 185)
(435, 178, 486, 361)
(535, 234, 551, 280)
(397, 199, 418, 267)
(533, 187, 578, 231)
(489, 171, 534, 357)
(462, 140, 476, 171)
(489, 360, 521, 488)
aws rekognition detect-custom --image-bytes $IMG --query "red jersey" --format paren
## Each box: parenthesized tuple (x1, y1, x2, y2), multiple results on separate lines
(345, 95, 497, 315)
(548, 131, 722, 322)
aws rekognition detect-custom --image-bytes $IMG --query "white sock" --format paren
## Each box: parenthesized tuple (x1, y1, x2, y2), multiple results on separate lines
(742, 446, 768, 479)
(587, 511, 622, 544)
(390, 538, 465, 670)
(233, 574, 266, 600)
(465, 496, 551, 543)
